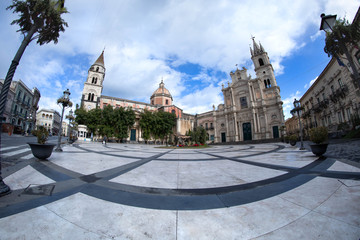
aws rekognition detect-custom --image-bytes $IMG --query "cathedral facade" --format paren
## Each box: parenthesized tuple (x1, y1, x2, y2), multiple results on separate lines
(79, 39, 284, 143)
(196, 39, 285, 142)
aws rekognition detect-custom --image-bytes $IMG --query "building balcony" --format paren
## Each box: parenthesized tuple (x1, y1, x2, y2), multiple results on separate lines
(302, 110, 311, 118)
(329, 84, 348, 103)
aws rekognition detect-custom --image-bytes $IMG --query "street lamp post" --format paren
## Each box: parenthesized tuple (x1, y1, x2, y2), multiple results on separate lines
(25, 113, 33, 136)
(67, 109, 73, 142)
(55, 89, 71, 152)
(291, 98, 305, 150)
(320, 13, 360, 87)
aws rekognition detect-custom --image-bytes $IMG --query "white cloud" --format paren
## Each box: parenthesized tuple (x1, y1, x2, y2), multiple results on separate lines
(283, 91, 303, 120)
(304, 76, 318, 89)
(1, 0, 359, 117)
(178, 84, 223, 114)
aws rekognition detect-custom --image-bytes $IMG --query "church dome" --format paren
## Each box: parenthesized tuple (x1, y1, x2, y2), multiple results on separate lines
(150, 80, 173, 106)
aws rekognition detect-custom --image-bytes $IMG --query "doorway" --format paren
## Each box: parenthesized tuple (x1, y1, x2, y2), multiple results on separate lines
(243, 122, 252, 141)
(273, 126, 279, 139)
(130, 129, 136, 141)
(221, 132, 226, 143)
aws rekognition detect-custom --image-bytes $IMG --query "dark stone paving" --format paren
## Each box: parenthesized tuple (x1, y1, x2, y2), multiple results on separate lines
(1, 142, 360, 218)
(294, 139, 360, 166)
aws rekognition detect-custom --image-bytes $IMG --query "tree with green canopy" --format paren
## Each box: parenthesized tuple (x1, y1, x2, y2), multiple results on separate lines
(113, 107, 136, 141)
(139, 110, 176, 144)
(139, 110, 154, 142)
(188, 126, 208, 144)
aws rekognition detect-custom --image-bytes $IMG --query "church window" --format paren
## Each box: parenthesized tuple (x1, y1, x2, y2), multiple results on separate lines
(267, 79, 271, 87)
(264, 80, 268, 88)
(91, 93, 95, 102)
(171, 109, 175, 114)
(96, 67, 99, 72)
(205, 123, 208, 129)
(166, 99, 169, 105)
(240, 97, 248, 109)
(210, 122, 213, 129)
(259, 58, 264, 66)
(88, 93, 91, 100)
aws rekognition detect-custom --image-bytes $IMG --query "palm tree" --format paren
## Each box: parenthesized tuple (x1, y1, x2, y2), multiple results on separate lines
(0, 0, 68, 196)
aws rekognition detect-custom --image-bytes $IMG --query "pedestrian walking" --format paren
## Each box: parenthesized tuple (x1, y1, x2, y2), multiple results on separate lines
(103, 135, 107, 145)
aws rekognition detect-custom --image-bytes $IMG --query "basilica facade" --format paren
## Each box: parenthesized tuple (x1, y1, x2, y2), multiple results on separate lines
(196, 39, 285, 142)
(79, 39, 285, 143)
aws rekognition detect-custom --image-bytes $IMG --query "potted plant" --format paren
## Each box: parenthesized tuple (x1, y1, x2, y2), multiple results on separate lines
(309, 126, 328, 156)
(28, 126, 56, 160)
(289, 134, 297, 146)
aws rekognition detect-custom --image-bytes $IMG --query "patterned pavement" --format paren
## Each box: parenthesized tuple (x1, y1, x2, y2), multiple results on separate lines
(0, 140, 359, 239)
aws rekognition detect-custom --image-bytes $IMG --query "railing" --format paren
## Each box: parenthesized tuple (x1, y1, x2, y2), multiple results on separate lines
(329, 84, 348, 103)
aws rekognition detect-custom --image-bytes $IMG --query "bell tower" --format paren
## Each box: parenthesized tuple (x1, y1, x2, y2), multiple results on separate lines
(81, 51, 105, 111)
(250, 37, 278, 89)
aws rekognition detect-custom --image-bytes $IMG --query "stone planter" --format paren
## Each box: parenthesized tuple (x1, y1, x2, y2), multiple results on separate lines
(310, 144, 328, 157)
(28, 143, 56, 160)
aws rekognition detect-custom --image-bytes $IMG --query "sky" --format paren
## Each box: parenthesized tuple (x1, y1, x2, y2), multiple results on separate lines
(0, 0, 359, 121)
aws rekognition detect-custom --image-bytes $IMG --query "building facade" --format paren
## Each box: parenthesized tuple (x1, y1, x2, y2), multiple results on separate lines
(36, 109, 61, 135)
(79, 53, 195, 141)
(196, 39, 285, 142)
(79, 39, 285, 143)
(293, 9, 360, 138)
(0, 79, 40, 134)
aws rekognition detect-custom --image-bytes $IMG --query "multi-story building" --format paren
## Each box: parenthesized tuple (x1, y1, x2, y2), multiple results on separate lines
(62, 121, 68, 137)
(298, 9, 360, 138)
(285, 116, 299, 136)
(0, 79, 40, 134)
(79, 39, 285, 143)
(0, 81, 15, 131)
(36, 109, 61, 135)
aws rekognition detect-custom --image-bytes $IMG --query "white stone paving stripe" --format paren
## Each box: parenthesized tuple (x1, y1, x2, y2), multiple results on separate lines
(1, 145, 27, 151)
(3, 148, 30, 157)
(20, 154, 34, 160)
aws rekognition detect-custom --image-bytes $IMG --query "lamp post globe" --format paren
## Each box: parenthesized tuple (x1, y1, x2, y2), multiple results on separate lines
(320, 13, 337, 32)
